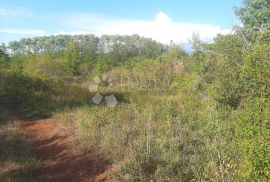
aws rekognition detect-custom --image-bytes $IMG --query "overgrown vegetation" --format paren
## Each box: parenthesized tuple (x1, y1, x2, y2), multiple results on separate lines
(0, 0, 269, 181)
(0, 109, 39, 182)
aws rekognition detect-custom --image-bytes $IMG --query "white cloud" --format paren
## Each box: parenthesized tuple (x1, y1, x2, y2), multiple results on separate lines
(0, 6, 32, 17)
(0, 29, 47, 36)
(0, 11, 231, 44)
(56, 31, 92, 35)
(64, 12, 231, 44)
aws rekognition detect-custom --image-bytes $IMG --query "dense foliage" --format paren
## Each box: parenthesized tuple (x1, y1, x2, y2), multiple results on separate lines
(1, 0, 269, 181)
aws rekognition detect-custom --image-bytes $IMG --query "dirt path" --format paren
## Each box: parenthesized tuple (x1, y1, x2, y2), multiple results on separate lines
(21, 117, 112, 182)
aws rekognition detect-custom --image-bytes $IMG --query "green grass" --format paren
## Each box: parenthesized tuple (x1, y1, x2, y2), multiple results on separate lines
(0, 109, 39, 182)
(1, 38, 269, 181)
(53, 89, 241, 181)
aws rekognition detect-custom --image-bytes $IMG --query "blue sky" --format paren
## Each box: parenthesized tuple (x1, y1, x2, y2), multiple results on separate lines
(0, 0, 243, 44)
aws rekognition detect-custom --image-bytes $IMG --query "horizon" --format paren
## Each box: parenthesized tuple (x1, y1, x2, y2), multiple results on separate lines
(0, 0, 242, 44)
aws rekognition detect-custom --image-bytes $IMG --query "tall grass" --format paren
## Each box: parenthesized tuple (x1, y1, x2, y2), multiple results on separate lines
(54, 86, 244, 181)
(0, 113, 39, 182)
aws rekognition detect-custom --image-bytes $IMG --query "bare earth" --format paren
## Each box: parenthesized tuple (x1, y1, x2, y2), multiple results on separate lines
(22, 117, 113, 182)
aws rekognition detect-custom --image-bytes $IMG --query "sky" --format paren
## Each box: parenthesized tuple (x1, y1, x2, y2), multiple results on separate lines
(0, 0, 243, 44)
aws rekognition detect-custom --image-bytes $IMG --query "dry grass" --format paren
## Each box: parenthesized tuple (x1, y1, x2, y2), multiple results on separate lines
(0, 115, 39, 182)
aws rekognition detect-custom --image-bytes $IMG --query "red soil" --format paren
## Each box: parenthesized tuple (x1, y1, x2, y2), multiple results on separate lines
(22, 118, 113, 182)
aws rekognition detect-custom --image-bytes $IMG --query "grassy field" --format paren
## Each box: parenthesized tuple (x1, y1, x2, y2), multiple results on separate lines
(0, 2, 269, 179)
(0, 107, 39, 182)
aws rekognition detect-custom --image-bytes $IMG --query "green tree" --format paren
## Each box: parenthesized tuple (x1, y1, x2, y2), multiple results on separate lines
(236, 0, 270, 44)
(0, 47, 9, 69)
(236, 0, 270, 29)
(65, 40, 82, 73)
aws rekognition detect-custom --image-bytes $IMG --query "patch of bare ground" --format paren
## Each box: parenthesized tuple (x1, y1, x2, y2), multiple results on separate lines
(22, 117, 115, 182)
